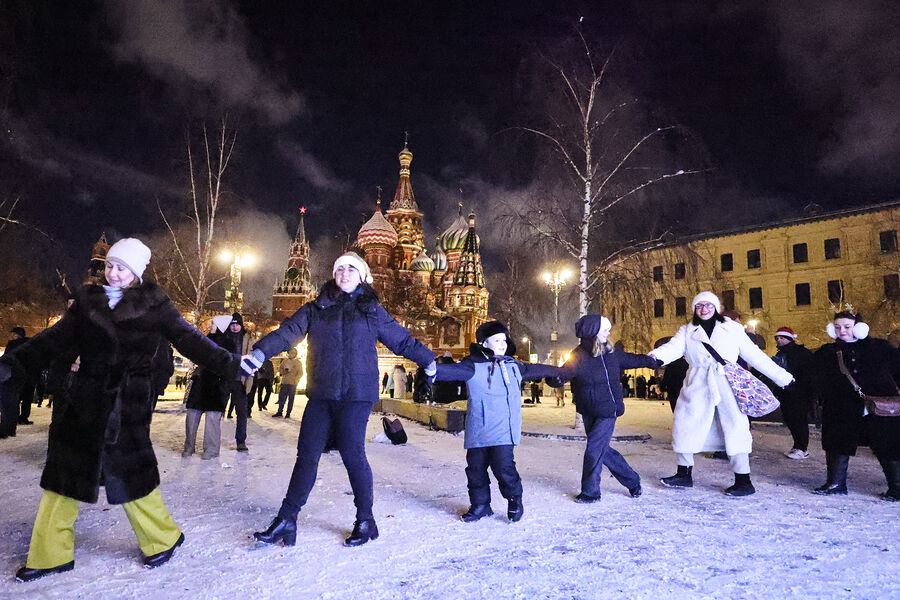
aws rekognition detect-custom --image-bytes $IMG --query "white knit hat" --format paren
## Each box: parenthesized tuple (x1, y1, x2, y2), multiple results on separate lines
(691, 291, 721, 313)
(106, 238, 151, 282)
(332, 251, 373, 284)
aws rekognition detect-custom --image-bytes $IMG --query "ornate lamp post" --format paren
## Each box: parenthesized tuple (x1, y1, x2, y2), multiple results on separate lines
(542, 268, 571, 364)
(220, 249, 254, 313)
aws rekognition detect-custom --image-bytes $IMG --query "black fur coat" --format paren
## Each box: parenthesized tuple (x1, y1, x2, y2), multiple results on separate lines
(0, 282, 236, 503)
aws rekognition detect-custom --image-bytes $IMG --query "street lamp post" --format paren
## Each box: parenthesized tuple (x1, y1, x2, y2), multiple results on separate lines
(220, 249, 254, 313)
(521, 336, 532, 360)
(542, 268, 571, 365)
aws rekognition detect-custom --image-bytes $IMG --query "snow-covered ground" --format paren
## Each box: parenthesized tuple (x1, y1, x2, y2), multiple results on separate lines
(1, 395, 896, 600)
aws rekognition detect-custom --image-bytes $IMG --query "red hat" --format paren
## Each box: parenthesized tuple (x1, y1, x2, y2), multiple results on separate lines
(774, 327, 797, 339)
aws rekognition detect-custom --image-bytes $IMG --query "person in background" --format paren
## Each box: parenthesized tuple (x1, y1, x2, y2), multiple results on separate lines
(274, 348, 302, 418)
(1, 327, 32, 437)
(767, 327, 816, 460)
(812, 311, 899, 500)
(649, 292, 793, 497)
(219, 313, 254, 452)
(251, 358, 275, 411)
(0, 238, 237, 581)
(661, 357, 689, 412)
(183, 316, 234, 460)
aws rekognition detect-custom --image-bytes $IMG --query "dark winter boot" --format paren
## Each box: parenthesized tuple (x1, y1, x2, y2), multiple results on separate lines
(15, 560, 75, 583)
(143, 532, 185, 568)
(344, 518, 379, 546)
(813, 453, 849, 495)
(460, 504, 494, 522)
(574, 493, 600, 504)
(628, 484, 643, 498)
(507, 496, 524, 522)
(878, 458, 900, 502)
(724, 473, 756, 497)
(660, 465, 693, 488)
(253, 516, 297, 546)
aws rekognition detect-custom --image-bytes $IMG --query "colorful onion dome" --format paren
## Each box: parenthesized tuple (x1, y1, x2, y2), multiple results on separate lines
(357, 208, 398, 248)
(410, 249, 435, 272)
(431, 245, 447, 271)
(440, 210, 471, 252)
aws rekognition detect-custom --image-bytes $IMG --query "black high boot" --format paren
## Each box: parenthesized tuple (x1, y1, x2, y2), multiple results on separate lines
(344, 518, 379, 546)
(507, 496, 524, 522)
(660, 465, 693, 488)
(813, 453, 848, 495)
(253, 516, 297, 546)
(724, 473, 756, 496)
(461, 504, 494, 522)
(878, 457, 900, 501)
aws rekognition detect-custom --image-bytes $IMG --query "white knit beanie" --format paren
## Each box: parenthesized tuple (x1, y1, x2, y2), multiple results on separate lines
(332, 251, 373, 284)
(106, 238, 151, 282)
(691, 291, 721, 313)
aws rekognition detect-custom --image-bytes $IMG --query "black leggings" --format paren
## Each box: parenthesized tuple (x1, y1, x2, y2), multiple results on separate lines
(278, 400, 374, 521)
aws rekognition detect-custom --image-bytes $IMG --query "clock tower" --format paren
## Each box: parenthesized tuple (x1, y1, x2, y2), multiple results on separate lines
(272, 207, 316, 322)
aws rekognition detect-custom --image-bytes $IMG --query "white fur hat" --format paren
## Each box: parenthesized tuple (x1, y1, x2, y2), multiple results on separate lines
(106, 238, 151, 282)
(691, 291, 721, 313)
(332, 251, 373, 284)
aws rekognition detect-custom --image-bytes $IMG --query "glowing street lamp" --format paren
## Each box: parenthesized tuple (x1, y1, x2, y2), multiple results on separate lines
(521, 336, 533, 359)
(220, 248, 255, 313)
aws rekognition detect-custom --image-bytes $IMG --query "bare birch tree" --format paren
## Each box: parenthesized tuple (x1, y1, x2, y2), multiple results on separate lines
(505, 31, 704, 317)
(155, 120, 236, 323)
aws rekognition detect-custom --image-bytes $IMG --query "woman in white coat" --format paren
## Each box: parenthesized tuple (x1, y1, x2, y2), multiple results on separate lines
(649, 292, 794, 496)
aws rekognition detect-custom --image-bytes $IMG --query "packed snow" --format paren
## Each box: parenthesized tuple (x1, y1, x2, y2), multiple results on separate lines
(1, 394, 896, 599)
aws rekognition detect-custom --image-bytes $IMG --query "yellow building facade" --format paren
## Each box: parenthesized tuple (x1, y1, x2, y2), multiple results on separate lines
(603, 201, 900, 352)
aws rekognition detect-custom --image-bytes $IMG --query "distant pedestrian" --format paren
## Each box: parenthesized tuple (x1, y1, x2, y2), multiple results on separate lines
(661, 358, 688, 412)
(251, 359, 275, 410)
(767, 327, 816, 460)
(274, 348, 302, 418)
(392, 365, 408, 400)
(219, 313, 254, 451)
(1, 327, 34, 436)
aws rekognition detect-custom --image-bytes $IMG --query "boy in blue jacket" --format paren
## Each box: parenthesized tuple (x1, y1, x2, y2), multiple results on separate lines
(433, 321, 560, 523)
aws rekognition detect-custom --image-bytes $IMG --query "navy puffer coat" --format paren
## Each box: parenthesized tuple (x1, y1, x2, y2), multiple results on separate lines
(554, 342, 659, 418)
(254, 282, 434, 404)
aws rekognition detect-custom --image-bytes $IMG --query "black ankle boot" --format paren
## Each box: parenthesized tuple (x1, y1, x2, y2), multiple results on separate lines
(143, 532, 185, 568)
(661, 465, 693, 488)
(574, 493, 600, 503)
(461, 504, 494, 522)
(507, 496, 524, 522)
(15, 560, 75, 582)
(813, 453, 849, 495)
(724, 473, 756, 496)
(878, 458, 900, 501)
(253, 517, 297, 546)
(344, 519, 379, 546)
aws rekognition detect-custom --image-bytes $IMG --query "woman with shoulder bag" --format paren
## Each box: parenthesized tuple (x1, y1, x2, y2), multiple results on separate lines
(812, 311, 900, 500)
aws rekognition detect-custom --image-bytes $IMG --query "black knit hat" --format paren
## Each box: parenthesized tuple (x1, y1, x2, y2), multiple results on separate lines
(475, 320, 517, 356)
(10, 326, 25, 337)
(230, 312, 243, 326)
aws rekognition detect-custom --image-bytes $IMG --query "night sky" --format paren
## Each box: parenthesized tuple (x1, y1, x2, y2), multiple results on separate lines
(2, 0, 899, 312)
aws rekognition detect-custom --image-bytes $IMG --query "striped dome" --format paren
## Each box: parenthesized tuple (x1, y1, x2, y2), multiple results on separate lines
(410, 249, 435, 272)
(440, 211, 470, 252)
(431, 245, 447, 271)
(357, 209, 398, 248)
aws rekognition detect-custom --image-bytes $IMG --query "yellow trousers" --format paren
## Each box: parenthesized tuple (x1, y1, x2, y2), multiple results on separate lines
(26, 488, 182, 569)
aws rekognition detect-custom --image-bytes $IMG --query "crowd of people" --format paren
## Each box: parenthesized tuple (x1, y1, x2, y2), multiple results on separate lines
(0, 239, 897, 584)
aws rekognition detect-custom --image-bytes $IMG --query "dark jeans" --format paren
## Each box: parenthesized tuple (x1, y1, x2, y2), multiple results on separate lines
(0, 381, 21, 436)
(276, 384, 297, 417)
(780, 398, 810, 451)
(465, 445, 523, 506)
(18, 383, 34, 422)
(254, 380, 273, 410)
(581, 414, 640, 496)
(278, 400, 374, 522)
(226, 381, 249, 444)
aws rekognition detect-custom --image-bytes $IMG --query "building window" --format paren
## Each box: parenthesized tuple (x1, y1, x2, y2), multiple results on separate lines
(885, 274, 900, 299)
(654, 299, 664, 318)
(747, 249, 761, 269)
(653, 265, 663, 282)
(880, 230, 898, 254)
(722, 290, 735, 311)
(827, 279, 844, 303)
(824, 238, 841, 260)
(720, 253, 733, 272)
(792, 243, 808, 263)
(674, 263, 686, 280)
(675, 296, 687, 316)
(749, 287, 763, 309)
(795, 283, 811, 306)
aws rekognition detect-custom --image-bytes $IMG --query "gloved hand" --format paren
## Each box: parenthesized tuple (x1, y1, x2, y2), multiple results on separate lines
(424, 360, 437, 378)
(240, 349, 265, 376)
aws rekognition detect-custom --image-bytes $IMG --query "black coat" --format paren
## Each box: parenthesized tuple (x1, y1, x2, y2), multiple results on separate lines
(185, 329, 247, 412)
(814, 337, 900, 458)
(770, 341, 815, 406)
(554, 343, 659, 418)
(0, 282, 236, 503)
(254, 282, 434, 404)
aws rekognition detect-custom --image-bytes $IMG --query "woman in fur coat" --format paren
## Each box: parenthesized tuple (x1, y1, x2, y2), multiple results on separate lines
(649, 292, 793, 496)
(0, 238, 237, 582)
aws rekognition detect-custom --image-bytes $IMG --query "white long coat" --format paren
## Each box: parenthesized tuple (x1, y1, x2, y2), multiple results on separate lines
(650, 318, 793, 455)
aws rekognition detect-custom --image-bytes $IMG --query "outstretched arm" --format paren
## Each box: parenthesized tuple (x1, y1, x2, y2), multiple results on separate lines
(376, 305, 435, 367)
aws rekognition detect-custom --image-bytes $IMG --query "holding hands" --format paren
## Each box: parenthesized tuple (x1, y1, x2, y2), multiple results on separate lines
(240, 349, 265, 376)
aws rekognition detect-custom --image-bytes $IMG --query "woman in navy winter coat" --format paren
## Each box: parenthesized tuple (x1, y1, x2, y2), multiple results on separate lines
(551, 314, 660, 502)
(248, 252, 436, 547)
